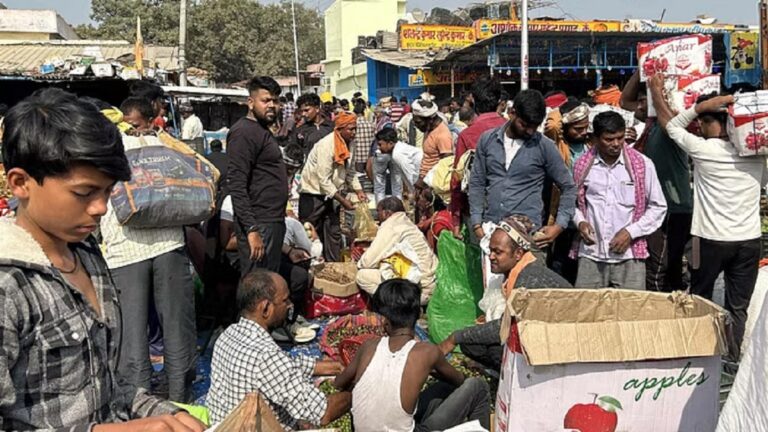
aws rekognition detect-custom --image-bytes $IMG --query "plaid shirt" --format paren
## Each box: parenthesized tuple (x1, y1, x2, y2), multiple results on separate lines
(207, 317, 327, 430)
(0, 220, 179, 431)
(283, 101, 296, 123)
(354, 117, 376, 165)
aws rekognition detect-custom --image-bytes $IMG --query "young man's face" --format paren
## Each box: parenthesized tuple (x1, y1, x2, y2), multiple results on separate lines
(300, 104, 319, 123)
(248, 89, 277, 124)
(488, 230, 523, 275)
(594, 130, 625, 160)
(10, 164, 116, 243)
(564, 119, 590, 145)
(508, 111, 539, 140)
(635, 95, 649, 123)
(377, 139, 395, 154)
(450, 101, 461, 112)
(123, 109, 152, 132)
(413, 115, 434, 133)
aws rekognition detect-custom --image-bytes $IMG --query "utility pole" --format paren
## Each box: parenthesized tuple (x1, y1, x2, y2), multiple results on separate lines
(761, 0, 768, 89)
(291, 0, 302, 94)
(179, 0, 187, 87)
(520, 0, 529, 90)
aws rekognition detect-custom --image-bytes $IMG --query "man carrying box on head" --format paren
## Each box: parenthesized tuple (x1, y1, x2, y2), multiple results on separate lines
(572, 111, 667, 290)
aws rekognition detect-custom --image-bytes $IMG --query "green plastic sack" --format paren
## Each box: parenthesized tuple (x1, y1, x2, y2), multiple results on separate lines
(172, 403, 210, 426)
(426, 231, 484, 344)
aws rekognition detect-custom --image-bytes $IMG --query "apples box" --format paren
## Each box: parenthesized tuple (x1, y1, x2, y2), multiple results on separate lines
(728, 108, 768, 157)
(495, 289, 728, 432)
(647, 74, 721, 117)
(638, 34, 713, 82)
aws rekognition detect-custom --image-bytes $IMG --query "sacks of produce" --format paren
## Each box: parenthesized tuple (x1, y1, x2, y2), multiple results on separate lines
(306, 263, 368, 318)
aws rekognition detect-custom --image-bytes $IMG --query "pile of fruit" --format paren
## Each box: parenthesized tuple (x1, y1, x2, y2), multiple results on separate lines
(315, 264, 355, 285)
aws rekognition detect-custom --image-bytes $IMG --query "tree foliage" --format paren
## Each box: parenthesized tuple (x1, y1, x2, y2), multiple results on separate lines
(77, 0, 326, 83)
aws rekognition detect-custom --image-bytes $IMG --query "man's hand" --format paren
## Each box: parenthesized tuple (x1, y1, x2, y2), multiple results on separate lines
(289, 247, 311, 263)
(314, 360, 344, 376)
(625, 127, 638, 144)
(339, 197, 356, 211)
(473, 225, 485, 240)
(695, 95, 735, 115)
(452, 225, 464, 240)
(578, 222, 597, 245)
(247, 230, 265, 261)
(648, 73, 665, 97)
(92, 413, 205, 432)
(609, 228, 633, 254)
(437, 333, 457, 356)
(355, 190, 369, 203)
(534, 225, 563, 248)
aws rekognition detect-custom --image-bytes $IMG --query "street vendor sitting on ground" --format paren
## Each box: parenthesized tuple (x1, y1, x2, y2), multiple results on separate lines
(356, 197, 438, 304)
(334, 279, 491, 432)
(207, 270, 351, 430)
(438, 216, 572, 370)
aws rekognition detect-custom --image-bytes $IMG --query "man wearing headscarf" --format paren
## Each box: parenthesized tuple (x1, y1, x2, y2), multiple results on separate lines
(299, 112, 368, 262)
(413, 98, 454, 189)
(542, 99, 591, 283)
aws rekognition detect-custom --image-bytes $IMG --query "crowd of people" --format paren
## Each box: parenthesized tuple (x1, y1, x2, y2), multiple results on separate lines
(0, 65, 764, 431)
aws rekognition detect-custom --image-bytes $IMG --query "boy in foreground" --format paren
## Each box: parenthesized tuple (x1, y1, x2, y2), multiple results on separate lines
(334, 279, 490, 432)
(0, 88, 204, 431)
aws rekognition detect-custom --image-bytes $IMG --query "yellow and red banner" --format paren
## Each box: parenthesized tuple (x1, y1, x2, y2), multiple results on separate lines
(474, 19, 620, 40)
(400, 24, 476, 50)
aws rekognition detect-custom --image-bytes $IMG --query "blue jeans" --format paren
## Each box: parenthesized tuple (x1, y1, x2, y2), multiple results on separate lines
(373, 152, 403, 203)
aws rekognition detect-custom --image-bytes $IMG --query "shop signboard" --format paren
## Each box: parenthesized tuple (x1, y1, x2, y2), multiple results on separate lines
(399, 24, 476, 50)
(474, 19, 620, 40)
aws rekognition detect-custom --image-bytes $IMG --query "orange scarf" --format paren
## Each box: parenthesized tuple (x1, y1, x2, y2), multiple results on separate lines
(502, 252, 537, 298)
(333, 112, 356, 164)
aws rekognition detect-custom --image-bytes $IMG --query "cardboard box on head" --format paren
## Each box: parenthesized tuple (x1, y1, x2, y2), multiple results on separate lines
(496, 289, 727, 432)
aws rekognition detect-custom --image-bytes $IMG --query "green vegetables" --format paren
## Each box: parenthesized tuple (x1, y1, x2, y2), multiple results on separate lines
(325, 325, 385, 349)
(319, 380, 353, 432)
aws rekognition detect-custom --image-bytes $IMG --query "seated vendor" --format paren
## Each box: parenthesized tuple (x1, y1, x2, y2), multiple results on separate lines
(438, 216, 572, 370)
(207, 270, 351, 429)
(416, 188, 454, 251)
(335, 279, 491, 432)
(356, 197, 438, 305)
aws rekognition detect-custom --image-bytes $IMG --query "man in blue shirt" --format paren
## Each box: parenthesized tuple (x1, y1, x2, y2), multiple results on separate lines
(468, 89, 577, 248)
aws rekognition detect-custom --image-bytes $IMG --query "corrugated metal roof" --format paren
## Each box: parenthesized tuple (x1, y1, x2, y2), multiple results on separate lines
(361, 49, 436, 69)
(0, 41, 179, 76)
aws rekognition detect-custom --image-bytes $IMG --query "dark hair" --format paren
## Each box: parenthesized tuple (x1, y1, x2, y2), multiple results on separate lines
(420, 188, 446, 211)
(400, 96, 408, 103)
(372, 279, 421, 329)
(340, 99, 349, 108)
(2, 88, 131, 183)
(353, 92, 363, 99)
(281, 140, 305, 168)
(237, 269, 279, 315)
(459, 106, 476, 123)
(592, 111, 626, 137)
(377, 196, 405, 213)
(450, 97, 461, 105)
(696, 92, 728, 125)
(512, 89, 546, 125)
(297, 93, 321, 108)
(247, 76, 281, 96)
(120, 97, 155, 121)
(438, 99, 451, 109)
(559, 97, 582, 116)
(353, 99, 367, 115)
(375, 127, 398, 143)
(471, 76, 502, 114)
(129, 80, 165, 102)
(209, 139, 223, 152)
(0, 103, 9, 117)
(499, 90, 510, 103)
(285, 92, 295, 101)
(278, 96, 287, 104)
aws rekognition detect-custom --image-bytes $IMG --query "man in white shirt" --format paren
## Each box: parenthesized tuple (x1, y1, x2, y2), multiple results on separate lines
(180, 104, 204, 140)
(652, 74, 768, 357)
(374, 127, 423, 194)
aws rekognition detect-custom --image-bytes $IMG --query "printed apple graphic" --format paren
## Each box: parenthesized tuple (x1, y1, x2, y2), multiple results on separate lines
(563, 394, 623, 432)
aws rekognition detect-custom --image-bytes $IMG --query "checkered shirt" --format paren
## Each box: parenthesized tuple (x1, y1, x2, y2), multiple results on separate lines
(0, 225, 180, 431)
(355, 117, 376, 165)
(284, 102, 297, 123)
(207, 318, 327, 430)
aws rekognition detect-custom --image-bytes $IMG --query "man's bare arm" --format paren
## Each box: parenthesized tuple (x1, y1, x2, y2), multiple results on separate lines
(320, 392, 352, 426)
(620, 71, 642, 113)
(648, 74, 677, 130)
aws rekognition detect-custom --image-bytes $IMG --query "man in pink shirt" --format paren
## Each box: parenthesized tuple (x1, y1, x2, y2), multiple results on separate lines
(450, 77, 507, 238)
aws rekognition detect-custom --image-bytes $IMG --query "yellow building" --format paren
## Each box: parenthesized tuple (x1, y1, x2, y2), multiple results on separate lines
(323, 0, 406, 100)
(0, 6, 79, 41)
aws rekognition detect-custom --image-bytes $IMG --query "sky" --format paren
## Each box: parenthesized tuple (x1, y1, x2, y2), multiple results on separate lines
(4, 0, 758, 26)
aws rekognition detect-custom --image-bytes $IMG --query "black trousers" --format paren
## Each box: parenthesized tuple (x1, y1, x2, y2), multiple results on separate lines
(279, 254, 310, 316)
(646, 213, 692, 292)
(299, 193, 342, 262)
(691, 237, 761, 359)
(234, 220, 286, 276)
(547, 227, 579, 285)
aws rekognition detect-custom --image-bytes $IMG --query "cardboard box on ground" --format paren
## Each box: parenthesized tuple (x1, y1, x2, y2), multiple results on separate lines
(495, 289, 727, 432)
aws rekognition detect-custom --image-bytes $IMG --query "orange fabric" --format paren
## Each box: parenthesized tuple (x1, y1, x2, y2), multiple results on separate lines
(419, 122, 454, 177)
(502, 252, 537, 298)
(592, 85, 622, 107)
(333, 112, 356, 164)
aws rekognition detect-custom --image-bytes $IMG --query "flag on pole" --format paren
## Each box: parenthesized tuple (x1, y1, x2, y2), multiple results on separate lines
(134, 16, 144, 77)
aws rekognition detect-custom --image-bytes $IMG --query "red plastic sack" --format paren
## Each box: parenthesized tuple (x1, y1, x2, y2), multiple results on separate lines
(320, 312, 385, 360)
(304, 290, 369, 319)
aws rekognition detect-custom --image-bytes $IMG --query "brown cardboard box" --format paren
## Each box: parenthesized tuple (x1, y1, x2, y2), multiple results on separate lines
(312, 262, 359, 298)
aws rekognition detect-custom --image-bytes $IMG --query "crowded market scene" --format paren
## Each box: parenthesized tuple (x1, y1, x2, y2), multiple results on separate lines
(0, 0, 766, 430)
